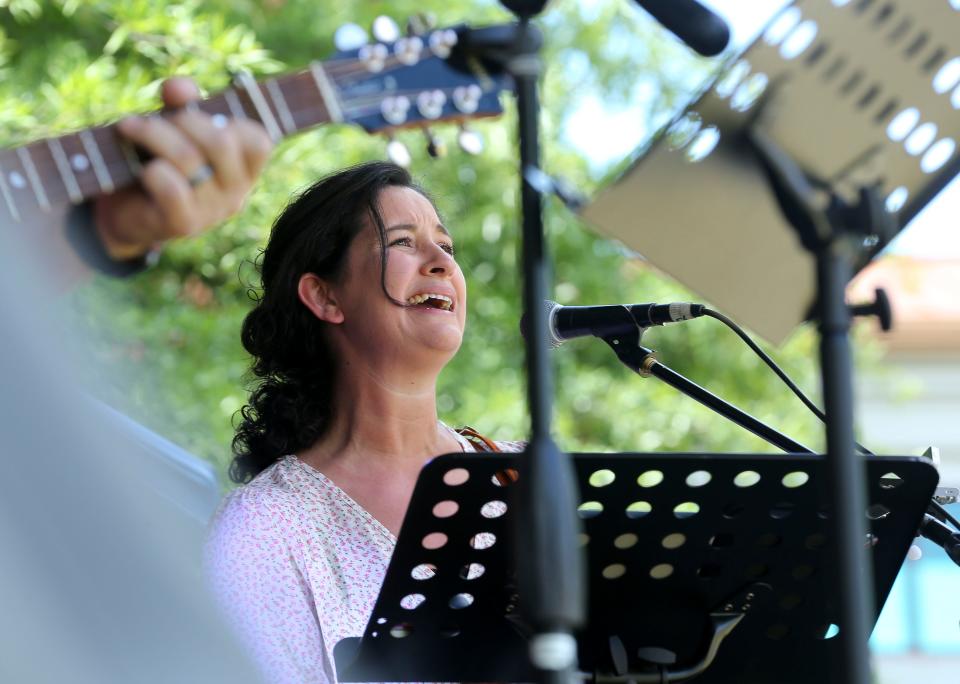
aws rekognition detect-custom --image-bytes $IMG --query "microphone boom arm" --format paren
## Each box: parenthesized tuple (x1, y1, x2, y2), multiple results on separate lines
(601, 332, 814, 454)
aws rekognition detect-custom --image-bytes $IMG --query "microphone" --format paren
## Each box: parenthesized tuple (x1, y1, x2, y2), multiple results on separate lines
(632, 0, 731, 57)
(523, 300, 705, 348)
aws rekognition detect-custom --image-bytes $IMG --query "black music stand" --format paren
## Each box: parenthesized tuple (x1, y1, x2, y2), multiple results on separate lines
(334, 451, 938, 683)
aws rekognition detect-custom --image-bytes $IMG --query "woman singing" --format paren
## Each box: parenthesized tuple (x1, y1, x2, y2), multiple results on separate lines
(205, 160, 521, 683)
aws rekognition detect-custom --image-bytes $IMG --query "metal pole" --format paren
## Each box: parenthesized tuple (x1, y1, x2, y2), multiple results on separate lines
(818, 242, 874, 684)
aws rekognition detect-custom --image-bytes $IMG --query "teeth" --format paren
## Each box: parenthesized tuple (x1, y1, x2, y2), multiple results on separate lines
(406, 293, 453, 310)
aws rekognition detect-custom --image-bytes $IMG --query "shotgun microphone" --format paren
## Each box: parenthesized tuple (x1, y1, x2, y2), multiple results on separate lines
(522, 300, 705, 348)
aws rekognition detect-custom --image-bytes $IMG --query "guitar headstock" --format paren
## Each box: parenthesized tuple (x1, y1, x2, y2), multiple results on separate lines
(324, 23, 511, 142)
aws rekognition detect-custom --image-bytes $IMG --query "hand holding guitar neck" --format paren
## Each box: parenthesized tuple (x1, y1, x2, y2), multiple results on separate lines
(0, 24, 511, 286)
(93, 77, 273, 263)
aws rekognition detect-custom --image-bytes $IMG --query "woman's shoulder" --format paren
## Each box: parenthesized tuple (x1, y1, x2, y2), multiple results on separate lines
(207, 457, 303, 537)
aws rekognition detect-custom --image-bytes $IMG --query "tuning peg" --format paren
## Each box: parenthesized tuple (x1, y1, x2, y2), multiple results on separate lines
(386, 138, 412, 168)
(457, 126, 484, 155)
(428, 28, 459, 59)
(393, 35, 424, 65)
(334, 23, 368, 51)
(372, 15, 401, 43)
(424, 128, 447, 158)
(406, 13, 437, 36)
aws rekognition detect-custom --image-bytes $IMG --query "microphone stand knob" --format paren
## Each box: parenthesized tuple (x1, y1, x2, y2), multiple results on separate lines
(850, 287, 892, 331)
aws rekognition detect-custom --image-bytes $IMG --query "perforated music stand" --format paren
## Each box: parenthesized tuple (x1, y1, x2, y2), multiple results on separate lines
(333, 451, 938, 683)
(581, 0, 960, 345)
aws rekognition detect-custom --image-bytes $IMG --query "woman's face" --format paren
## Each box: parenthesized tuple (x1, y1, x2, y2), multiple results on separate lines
(323, 185, 467, 366)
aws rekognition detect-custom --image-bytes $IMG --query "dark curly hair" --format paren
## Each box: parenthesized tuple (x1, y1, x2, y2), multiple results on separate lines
(229, 161, 432, 484)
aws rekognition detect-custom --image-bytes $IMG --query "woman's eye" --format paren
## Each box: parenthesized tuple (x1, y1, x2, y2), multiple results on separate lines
(440, 243, 456, 256)
(389, 237, 413, 248)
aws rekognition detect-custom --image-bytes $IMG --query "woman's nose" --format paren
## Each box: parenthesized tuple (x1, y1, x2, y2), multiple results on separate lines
(421, 244, 455, 276)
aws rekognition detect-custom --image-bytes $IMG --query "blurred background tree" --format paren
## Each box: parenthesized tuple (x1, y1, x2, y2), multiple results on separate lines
(1, 0, 843, 483)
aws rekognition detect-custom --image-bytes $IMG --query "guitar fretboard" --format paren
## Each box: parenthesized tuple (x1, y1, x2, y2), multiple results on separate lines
(0, 65, 341, 223)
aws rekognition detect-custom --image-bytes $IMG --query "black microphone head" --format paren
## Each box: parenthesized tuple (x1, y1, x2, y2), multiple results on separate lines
(519, 300, 564, 348)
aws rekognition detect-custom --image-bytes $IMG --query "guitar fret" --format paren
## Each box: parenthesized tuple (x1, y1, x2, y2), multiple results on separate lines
(47, 138, 83, 204)
(0, 161, 20, 222)
(119, 136, 143, 178)
(16, 147, 51, 211)
(234, 71, 283, 142)
(309, 62, 344, 123)
(266, 78, 297, 135)
(224, 89, 248, 120)
(79, 130, 115, 194)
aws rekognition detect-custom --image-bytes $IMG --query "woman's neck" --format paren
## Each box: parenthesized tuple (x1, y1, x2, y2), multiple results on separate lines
(299, 358, 457, 474)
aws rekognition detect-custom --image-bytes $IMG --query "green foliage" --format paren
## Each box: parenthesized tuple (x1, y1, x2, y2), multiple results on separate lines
(6, 0, 844, 483)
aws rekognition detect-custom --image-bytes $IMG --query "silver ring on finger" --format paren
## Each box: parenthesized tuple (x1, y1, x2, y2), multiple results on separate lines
(187, 163, 215, 188)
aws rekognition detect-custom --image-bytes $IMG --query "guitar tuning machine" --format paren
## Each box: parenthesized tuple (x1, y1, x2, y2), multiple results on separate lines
(394, 35, 424, 66)
(386, 137, 412, 168)
(371, 15, 401, 44)
(457, 126, 484, 155)
(428, 28, 459, 59)
(423, 128, 447, 159)
(406, 12, 437, 36)
(333, 23, 369, 52)
(358, 43, 389, 73)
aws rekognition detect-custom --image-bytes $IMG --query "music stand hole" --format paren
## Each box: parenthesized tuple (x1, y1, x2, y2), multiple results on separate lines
(440, 624, 461, 638)
(637, 470, 664, 488)
(709, 533, 734, 548)
(766, 623, 790, 640)
(400, 593, 426, 610)
(578, 533, 590, 547)
(734, 471, 761, 488)
(390, 623, 413, 638)
(697, 564, 721, 579)
(432, 500, 459, 518)
(443, 468, 469, 486)
(879, 472, 903, 489)
(469, 532, 497, 550)
(770, 502, 795, 519)
(867, 503, 891, 520)
(578, 501, 604, 519)
(685, 470, 712, 488)
(723, 502, 745, 519)
(602, 563, 627, 580)
(933, 57, 960, 93)
(745, 563, 769, 580)
(667, 112, 703, 150)
(817, 623, 841, 640)
(921, 138, 956, 174)
(792, 564, 816, 581)
(411, 563, 437, 580)
(626, 501, 653, 519)
(782, 471, 809, 488)
(449, 593, 474, 609)
(662, 533, 686, 549)
(779, 593, 803, 611)
(650, 563, 674, 580)
(805, 533, 827, 550)
(780, 20, 819, 60)
(685, 126, 720, 163)
(376, 617, 388, 625)
(480, 500, 507, 519)
(492, 468, 519, 487)
(422, 532, 448, 550)
(459, 562, 485, 580)
(614, 533, 639, 550)
(673, 502, 700, 519)
(731, 72, 769, 112)
(756, 532, 781, 548)
(589, 469, 616, 488)
(763, 7, 801, 46)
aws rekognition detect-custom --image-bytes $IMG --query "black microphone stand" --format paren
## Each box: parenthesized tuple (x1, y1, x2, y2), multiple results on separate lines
(460, 5, 586, 683)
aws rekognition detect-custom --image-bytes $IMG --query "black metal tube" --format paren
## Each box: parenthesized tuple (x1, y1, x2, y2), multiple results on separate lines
(818, 247, 874, 684)
(510, 18, 585, 684)
(647, 361, 814, 454)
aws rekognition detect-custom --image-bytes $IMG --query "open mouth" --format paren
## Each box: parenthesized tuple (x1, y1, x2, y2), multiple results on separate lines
(407, 293, 455, 311)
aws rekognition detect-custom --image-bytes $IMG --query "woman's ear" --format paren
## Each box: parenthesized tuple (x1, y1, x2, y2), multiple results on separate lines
(297, 273, 345, 324)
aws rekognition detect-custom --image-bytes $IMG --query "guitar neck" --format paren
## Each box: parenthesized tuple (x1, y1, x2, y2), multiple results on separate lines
(0, 65, 340, 223)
